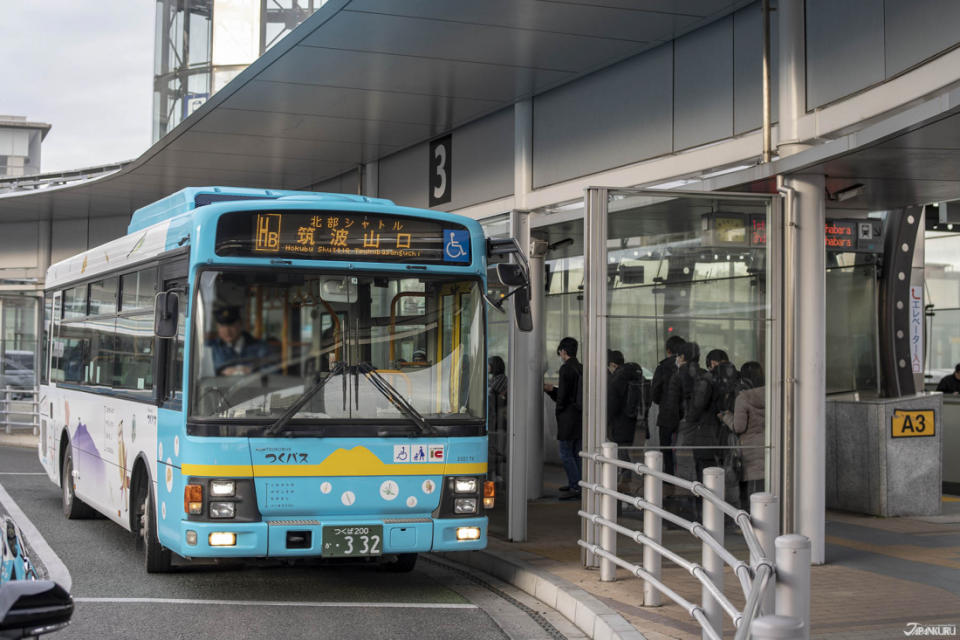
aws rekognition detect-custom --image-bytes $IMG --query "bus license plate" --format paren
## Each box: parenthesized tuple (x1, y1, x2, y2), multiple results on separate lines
(321, 525, 383, 557)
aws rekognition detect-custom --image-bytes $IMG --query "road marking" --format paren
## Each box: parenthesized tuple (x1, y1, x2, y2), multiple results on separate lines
(74, 597, 477, 609)
(0, 482, 72, 591)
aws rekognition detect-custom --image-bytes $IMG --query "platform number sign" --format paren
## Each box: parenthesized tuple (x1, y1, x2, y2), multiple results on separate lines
(891, 409, 935, 438)
(429, 135, 452, 207)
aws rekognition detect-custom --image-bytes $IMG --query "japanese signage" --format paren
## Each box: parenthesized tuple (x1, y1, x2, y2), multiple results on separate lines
(824, 219, 883, 253)
(910, 285, 923, 373)
(215, 210, 471, 264)
(891, 409, 935, 438)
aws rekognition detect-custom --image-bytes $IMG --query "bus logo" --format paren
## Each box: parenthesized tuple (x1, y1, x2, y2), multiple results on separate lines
(255, 213, 282, 251)
(443, 229, 470, 263)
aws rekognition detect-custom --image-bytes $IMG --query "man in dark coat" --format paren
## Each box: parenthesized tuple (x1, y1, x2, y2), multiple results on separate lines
(674, 342, 722, 482)
(608, 350, 642, 488)
(652, 335, 685, 474)
(544, 336, 582, 499)
(937, 363, 960, 394)
(206, 306, 271, 376)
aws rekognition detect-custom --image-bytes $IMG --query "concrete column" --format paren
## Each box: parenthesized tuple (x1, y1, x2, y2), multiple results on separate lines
(581, 187, 608, 567)
(362, 161, 379, 197)
(776, 0, 810, 157)
(785, 174, 825, 564)
(507, 210, 532, 541)
(514, 100, 532, 210)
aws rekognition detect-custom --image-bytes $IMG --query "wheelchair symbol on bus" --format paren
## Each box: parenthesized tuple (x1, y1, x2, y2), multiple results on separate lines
(443, 230, 470, 263)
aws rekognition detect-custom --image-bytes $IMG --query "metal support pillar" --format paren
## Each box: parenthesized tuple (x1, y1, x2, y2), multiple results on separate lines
(777, 0, 810, 157)
(526, 240, 546, 500)
(581, 187, 609, 567)
(775, 534, 811, 639)
(701, 468, 725, 640)
(784, 174, 825, 564)
(643, 450, 663, 606)
(507, 209, 533, 541)
(751, 492, 779, 615)
(600, 442, 617, 582)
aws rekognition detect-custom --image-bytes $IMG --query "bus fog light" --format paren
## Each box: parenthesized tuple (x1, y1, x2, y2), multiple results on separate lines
(454, 477, 478, 494)
(186, 530, 197, 545)
(456, 527, 481, 541)
(209, 502, 236, 519)
(454, 498, 477, 514)
(210, 480, 235, 497)
(483, 497, 495, 509)
(209, 532, 237, 547)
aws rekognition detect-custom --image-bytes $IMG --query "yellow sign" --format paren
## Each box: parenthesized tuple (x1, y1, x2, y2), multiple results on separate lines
(891, 409, 935, 438)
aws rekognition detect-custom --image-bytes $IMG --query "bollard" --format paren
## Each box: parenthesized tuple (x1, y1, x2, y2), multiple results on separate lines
(750, 615, 805, 640)
(643, 450, 662, 606)
(775, 535, 811, 640)
(4, 387, 10, 435)
(751, 492, 779, 615)
(701, 467, 724, 640)
(600, 442, 618, 581)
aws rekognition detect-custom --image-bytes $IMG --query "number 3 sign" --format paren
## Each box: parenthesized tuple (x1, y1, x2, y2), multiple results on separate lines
(429, 135, 452, 207)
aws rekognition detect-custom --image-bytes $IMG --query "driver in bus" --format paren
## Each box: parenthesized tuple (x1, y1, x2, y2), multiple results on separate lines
(205, 306, 271, 376)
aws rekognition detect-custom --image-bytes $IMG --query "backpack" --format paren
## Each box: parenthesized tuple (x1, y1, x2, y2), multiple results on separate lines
(622, 363, 650, 420)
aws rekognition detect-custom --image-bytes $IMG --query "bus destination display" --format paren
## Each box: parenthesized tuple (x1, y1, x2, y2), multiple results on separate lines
(216, 210, 472, 264)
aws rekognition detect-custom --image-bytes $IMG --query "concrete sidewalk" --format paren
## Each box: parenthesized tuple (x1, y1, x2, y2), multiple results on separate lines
(484, 468, 960, 640)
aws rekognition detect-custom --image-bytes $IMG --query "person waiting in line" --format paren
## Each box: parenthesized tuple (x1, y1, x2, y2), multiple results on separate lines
(543, 337, 583, 500)
(674, 342, 722, 483)
(652, 335, 685, 475)
(705, 348, 729, 373)
(733, 362, 766, 507)
(206, 306, 271, 376)
(487, 355, 508, 484)
(606, 349, 641, 490)
(936, 363, 960, 394)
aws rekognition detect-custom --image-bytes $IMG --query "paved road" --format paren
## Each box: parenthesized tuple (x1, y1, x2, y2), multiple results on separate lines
(0, 445, 569, 640)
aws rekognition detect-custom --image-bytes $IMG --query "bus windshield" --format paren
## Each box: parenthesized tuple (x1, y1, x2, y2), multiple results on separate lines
(190, 269, 485, 428)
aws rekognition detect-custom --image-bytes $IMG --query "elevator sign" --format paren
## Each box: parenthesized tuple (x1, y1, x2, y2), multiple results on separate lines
(891, 409, 935, 438)
(910, 286, 923, 373)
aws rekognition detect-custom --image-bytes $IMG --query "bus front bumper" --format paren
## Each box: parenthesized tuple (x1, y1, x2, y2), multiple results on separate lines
(173, 516, 487, 558)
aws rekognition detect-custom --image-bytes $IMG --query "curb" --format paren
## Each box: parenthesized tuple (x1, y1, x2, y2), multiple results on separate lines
(439, 549, 647, 640)
(0, 433, 38, 450)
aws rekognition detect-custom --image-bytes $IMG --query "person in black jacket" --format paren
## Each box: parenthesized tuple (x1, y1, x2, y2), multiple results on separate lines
(544, 337, 583, 499)
(937, 364, 960, 394)
(652, 335, 685, 474)
(607, 350, 638, 486)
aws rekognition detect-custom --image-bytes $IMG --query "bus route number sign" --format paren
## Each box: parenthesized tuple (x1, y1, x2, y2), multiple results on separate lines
(891, 409, 935, 438)
(321, 525, 382, 557)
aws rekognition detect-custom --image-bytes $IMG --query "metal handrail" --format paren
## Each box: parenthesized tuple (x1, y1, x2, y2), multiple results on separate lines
(578, 445, 807, 640)
(2, 386, 39, 435)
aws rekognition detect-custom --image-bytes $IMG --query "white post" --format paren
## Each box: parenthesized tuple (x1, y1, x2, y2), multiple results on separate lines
(643, 450, 663, 606)
(701, 467, 724, 640)
(600, 442, 618, 582)
(4, 387, 10, 435)
(751, 492, 779, 614)
(775, 534, 811, 640)
(751, 615, 805, 640)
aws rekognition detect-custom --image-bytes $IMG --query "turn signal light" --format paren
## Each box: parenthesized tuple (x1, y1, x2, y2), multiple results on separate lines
(483, 481, 495, 509)
(185, 484, 203, 515)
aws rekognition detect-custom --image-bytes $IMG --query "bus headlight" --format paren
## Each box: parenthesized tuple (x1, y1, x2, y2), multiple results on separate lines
(456, 527, 481, 541)
(454, 477, 478, 494)
(454, 498, 478, 514)
(209, 480, 236, 497)
(209, 502, 236, 519)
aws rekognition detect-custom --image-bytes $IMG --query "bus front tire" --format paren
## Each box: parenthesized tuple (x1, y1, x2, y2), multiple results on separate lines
(61, 447, 96, 520)
(141, 487, 172, 573)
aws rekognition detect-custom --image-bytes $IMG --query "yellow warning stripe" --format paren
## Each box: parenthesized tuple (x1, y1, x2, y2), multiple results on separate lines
(180, 462, 487, 477)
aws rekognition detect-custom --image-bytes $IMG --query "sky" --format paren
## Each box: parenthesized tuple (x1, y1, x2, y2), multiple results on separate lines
(2, 2, 156, 173)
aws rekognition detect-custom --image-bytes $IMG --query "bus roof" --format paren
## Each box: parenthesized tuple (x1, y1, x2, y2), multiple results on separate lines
(127, 187, 394, 234)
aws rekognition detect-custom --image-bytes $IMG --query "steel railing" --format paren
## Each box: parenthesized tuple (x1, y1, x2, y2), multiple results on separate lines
(578, 443, 810, 640)
(1, 386, 39, 435)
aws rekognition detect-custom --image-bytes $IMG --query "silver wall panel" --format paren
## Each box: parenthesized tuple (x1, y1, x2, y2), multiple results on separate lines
(806, 0, 884, 109)
(379, 145, 428, 209)
(51, 219, 88, 265)
(312, 170, 360, 196)
(674, 17, 734, 151)
(89, 216, 129, 249)
(884, 0, 960, 77)
(379, 109, 513, 210)
(733, 2, 778, 135)
(0, 223, 38, 269)
(532, 44, 674, 189)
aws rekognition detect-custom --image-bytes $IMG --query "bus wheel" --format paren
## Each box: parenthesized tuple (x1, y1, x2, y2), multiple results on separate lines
(382, 553, 417, 573)
(61, 446, 96, 519)
(140, 487, 172, 573)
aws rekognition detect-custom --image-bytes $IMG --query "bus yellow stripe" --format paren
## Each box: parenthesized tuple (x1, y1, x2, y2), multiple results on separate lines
(180, 462, 487, 477)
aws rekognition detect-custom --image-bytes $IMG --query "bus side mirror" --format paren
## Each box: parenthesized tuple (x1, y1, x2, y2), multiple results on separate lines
(154, 291, 179, 338)
(496, 263, 526, 287)
(513, 286, 533, 332)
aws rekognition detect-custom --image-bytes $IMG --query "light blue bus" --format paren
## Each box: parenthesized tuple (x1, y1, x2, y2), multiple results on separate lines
(38, 187, 529, 572)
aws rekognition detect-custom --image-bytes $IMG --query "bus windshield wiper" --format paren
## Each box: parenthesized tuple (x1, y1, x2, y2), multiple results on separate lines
(356, 362, 435, 435)
(264, 362, 344, 436)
